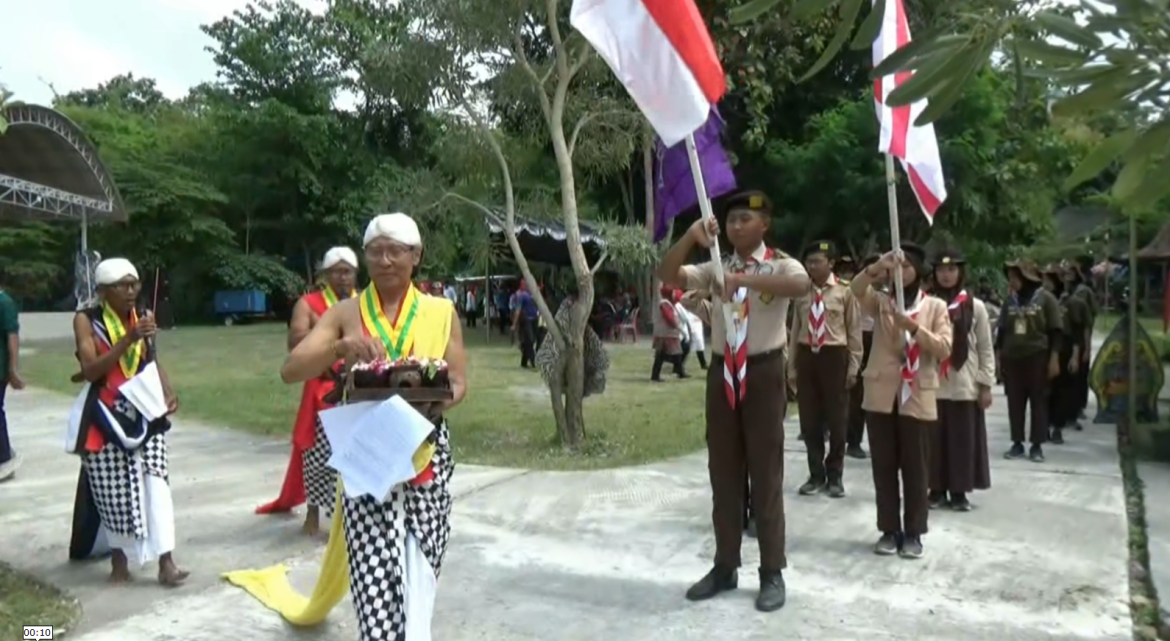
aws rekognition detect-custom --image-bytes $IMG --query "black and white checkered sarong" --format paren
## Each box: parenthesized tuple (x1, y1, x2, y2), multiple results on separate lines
(342, 422, 454, 641)
(302, 418, 337, 514)
(84, 434, 169, 539)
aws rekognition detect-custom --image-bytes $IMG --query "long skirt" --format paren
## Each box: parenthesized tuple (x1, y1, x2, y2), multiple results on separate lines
(343, 423, 454, 641)
(82, 434, 175, 565)
(303, 418, 337, 516)
(930, 400, 991, 494)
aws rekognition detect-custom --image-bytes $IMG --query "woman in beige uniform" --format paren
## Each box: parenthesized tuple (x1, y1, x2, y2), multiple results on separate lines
(849, 244, 952, 559)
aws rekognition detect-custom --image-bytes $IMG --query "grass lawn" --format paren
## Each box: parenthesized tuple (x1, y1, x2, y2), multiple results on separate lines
(22, 324, 722, 470)
(0, 562, 80, 640)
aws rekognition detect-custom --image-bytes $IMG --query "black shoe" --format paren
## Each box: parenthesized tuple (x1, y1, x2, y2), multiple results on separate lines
(744, 518, 757, 539)
(827, 475, 846, 498)
(900, 536, 924, 559)
(1029, 444, 1045, 462)
(846, 444, 868, 459)
(950, 493, 971, 512)
(685, 565, 737, 601)
(874, 532, 900, 556)
(1073, 421, 1084, 431)
(928, 491, 947, 509)
(799, 476, 825, 496)
(755, 569, 786, 612)
(1050, 429, 1064, 445)
(1004, 442, 1026, 460)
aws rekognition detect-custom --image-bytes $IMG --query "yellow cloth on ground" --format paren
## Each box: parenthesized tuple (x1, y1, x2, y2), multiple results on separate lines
(223, 287, 454, 626)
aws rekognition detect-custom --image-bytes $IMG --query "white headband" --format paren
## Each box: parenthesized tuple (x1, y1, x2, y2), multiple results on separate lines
(363, 213, 421, 248)
(321, 246, 358, 271)
(95, 258, 139, 286)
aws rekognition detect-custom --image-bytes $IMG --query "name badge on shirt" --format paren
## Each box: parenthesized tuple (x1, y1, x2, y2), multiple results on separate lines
(1014, 317, 1027, 335)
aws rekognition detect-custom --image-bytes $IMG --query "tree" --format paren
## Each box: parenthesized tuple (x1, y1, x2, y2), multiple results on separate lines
(351, 0, 646, 448)
(729, 0, 1170, 213)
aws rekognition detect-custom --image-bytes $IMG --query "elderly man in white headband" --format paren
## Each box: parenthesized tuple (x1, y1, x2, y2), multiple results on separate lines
(66, 257, 187, 585)
(230, 214, 467, 640)
(257, 245, 360, 533)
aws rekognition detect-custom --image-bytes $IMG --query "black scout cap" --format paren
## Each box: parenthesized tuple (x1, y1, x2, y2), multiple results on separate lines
(933, 248, 966, 267)
(801, 240, 835, 261)
(724, 190, 772, 216)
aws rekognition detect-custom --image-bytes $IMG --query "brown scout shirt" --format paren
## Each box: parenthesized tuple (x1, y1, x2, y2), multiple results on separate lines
(787, 273, 863, 378)
(680, 243, 807, 356)
(854, 287, 953, 421)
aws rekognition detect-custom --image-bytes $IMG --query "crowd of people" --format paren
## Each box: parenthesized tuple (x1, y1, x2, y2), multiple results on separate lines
(0, 193, 1101, 639)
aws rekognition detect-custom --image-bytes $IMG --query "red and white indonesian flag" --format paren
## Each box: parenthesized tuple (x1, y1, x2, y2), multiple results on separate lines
(872, 0, 947, 223)
(570, 0, 726, 147)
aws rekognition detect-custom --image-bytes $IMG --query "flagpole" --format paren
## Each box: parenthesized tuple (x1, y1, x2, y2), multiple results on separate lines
(884, 153, 906, 313)
(684, 133, 725, 288)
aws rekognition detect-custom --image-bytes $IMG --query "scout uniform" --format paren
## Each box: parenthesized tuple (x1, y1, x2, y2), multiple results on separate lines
(679, 191, 806, 611)
(929, 250, 994, 512)
(847, 254, 882, 459)
(789, 240, 862, 498)
(1046, 264, 1090, 442)
(852, 243, 953, 559)
(997, 259, 1062, 462)
(1072, 257, 1098, 417)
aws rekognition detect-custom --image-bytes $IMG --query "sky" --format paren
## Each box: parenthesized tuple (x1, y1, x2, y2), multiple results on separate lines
(0, 0, 325, 107)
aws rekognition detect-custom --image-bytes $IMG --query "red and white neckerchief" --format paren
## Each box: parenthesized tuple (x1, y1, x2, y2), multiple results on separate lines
(899, 290, 926, 406)
(939, 289, 968, 379)
(807, 274, 836, 352)
(722, 247, 775, 409)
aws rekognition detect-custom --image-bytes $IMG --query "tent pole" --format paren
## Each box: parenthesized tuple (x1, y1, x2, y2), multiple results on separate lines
(486, 254, 492, 342)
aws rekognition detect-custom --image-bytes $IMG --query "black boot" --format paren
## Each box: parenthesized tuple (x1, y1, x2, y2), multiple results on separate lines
(685, 565, 737, 601)
(651, 350, 666, 382)
(846, 444, 868, 459)
(1029, 443, 1045, 462)
(950, 492, 971, 512)
(799, 475, 825, 496)
(928, 490, 947, 509)
(756, 568, 786, 612)
(827, 472, 845, 498)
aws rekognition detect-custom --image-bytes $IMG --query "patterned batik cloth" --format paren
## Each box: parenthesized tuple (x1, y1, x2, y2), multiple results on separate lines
(302, 418, 337, 517)
(342, 423, 454, 641)
(535, 301, 610, 397)
(83, 431, 172, 565)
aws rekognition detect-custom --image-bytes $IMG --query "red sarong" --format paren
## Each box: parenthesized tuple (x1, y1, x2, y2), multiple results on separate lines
(255, 377, 331, 513)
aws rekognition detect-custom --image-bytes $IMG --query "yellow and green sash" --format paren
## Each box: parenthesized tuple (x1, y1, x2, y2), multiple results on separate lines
(224, 285, 455, 626)
(359, 283, 420, 360)
(101, 304, 143, 379)
(321, 285, 354, 308)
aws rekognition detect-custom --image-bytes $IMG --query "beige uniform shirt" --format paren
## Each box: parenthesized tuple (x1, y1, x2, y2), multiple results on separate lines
(788, 274, 863, 377)
(937, 297, 996, 402)
(680, 244, 807, 356)
(854, 287, 953, 421)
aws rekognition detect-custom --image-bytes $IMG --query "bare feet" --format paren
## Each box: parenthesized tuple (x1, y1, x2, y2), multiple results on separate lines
(109, 550, 132, 583)
(302, 507, 320, 537)
(158, 553, 189, 587)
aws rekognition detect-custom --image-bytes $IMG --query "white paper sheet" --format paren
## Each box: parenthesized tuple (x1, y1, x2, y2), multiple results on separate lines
(319, 402, 378, 450)
(118, 362, 168, 421)
(328, 396, 435, 500)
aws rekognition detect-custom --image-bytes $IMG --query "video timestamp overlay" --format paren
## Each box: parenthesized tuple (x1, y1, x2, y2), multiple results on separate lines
(24, 626, 54, 640)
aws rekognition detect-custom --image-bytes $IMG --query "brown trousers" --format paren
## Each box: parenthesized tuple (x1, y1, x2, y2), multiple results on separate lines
(1003, 351, 1050, 445)
(847, 331, 873, 447)
(930, 400, 991, 494)
(866, 406, 931, 536)
(795, 345, 849, 479)
(707, 349, 787, 571)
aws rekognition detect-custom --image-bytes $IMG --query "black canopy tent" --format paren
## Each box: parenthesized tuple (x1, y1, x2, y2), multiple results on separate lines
(0, 103, 127, 307)
(476, 210, 612, 341)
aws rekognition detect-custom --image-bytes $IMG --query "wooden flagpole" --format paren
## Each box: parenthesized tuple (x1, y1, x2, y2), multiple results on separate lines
(684, 133, 725, 287)
(885, 153, 906, 312)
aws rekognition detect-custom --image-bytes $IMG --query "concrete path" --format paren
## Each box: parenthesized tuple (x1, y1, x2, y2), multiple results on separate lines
(0, 383, 1132, 641)
(1139, 461, 1170, 629)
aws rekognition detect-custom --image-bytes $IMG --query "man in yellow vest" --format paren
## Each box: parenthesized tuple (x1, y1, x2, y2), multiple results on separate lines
(227, 213, 468, 641)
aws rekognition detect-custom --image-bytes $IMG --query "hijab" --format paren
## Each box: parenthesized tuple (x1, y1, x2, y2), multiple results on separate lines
(932, 266, 973, 372)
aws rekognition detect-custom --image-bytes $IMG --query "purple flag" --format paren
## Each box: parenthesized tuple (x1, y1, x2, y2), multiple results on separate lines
(653, 109, 737, 243)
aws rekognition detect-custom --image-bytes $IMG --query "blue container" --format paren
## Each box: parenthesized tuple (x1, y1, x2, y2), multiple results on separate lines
(213, 290, 267, 316)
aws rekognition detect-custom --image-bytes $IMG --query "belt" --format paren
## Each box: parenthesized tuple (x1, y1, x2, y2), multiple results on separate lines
(711, 346, 785, 365)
